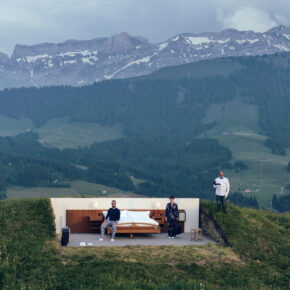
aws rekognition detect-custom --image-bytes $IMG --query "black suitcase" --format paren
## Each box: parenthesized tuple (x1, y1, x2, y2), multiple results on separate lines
(61, 226, 70, 246)
(174, 224, 182, 235)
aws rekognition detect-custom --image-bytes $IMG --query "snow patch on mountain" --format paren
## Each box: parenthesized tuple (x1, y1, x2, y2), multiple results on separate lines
(185, 36, 211, 45)
(171, 36, 180, 41)
(2, 26, 290, 89)
(273, 44, 290, 51)
(159, 42, 168, 50)
(64, 59, 77, 65)
(125, 56, 151, 67)
(26, 54, 51, 63)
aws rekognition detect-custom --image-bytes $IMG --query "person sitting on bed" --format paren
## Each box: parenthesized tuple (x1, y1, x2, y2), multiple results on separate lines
(99, 200, 120, 242)
(165, 195, 179, 239)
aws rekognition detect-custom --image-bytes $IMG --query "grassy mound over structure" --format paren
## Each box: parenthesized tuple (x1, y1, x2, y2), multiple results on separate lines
(0, 198, 289, 289)
(201, 201, 290, 288)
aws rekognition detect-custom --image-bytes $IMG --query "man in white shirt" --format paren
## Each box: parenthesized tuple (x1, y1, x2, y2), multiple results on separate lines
(213, 170, 230, 213)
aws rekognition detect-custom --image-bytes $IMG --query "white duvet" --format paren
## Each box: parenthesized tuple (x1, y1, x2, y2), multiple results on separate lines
(103, 210, 159, 226)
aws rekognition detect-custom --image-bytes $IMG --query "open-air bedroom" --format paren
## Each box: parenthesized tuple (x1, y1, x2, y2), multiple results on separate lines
(50, 197, 214, 246)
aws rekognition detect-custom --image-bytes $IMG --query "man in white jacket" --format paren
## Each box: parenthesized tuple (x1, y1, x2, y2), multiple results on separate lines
(213, 170, 230, 213)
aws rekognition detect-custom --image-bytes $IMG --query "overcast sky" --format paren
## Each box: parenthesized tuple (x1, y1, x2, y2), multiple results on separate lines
(1, 0, 290, 55)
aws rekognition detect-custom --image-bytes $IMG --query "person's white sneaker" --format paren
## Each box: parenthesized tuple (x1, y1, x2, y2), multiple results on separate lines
(172, 237, 175, 239)
(110, 238, 115, 242)
(168, 236, 171, 239)
(99, 238, 103, 241)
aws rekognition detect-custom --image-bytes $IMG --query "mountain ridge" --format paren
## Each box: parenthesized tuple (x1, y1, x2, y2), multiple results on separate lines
(1, 25, 290, 89)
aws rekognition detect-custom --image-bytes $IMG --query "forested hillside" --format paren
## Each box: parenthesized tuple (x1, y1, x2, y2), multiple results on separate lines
(0, 133, 232, 199)
(1, 52, 290, 209)
(1, 53, 290, 146)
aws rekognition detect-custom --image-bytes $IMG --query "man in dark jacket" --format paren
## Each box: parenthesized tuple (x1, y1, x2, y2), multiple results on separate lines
(99, 200, 120, 242)
(165, 196, 179, 239)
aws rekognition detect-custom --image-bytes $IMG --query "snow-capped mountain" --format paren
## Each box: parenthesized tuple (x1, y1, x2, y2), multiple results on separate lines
(1, 25, 290, 89)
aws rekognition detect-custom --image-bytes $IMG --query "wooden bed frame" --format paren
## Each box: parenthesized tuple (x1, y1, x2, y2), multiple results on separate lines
(107, 222, 161, 239)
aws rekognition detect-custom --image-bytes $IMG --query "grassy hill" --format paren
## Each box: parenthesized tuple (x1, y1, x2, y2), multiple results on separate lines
(5, 180, 138, 199)
(0, 114, 123, 149)
(201, 98, 290, 208)
(0, 198, 289, 289)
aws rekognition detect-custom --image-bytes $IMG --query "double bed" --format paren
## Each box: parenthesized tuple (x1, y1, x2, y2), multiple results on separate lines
(105, 210, 161, 238)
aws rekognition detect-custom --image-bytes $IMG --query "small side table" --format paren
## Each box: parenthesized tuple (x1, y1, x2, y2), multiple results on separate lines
(89, 215, 103, 233)
(190, 228, 202, 241)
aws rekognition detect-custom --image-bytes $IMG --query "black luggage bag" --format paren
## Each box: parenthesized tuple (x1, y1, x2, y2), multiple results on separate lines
(61, 226, 70, 246)
(174, 224, 182, 235)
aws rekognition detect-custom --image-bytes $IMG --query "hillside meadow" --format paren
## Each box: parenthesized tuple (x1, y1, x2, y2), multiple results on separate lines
(0, 198, 289, 289)
(202, 98, 290, 208)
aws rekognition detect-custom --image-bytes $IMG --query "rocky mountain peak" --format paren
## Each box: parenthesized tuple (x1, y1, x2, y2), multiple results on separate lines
(2, 26, 290, 90)
(267, 25, 289, 33)
(104, 32, 150, 52)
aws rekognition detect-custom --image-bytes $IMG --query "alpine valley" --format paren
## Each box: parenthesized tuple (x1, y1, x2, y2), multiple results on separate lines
(1, 48, 290, 210)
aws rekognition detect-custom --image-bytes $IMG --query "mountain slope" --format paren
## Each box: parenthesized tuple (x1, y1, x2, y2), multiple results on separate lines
(2, 25, 290, 89)
(1, 52, 290, 207)
(1, 52, 290, 143)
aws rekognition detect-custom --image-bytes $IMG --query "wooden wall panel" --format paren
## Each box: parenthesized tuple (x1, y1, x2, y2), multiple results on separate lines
(66, 210, 100, 233)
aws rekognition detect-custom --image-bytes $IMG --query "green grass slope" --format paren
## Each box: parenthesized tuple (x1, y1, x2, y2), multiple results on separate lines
(201, 98, 290, 208)
(202, 200, 290, 288)
(6, 180, 137, 199)
(0, 114, 123, 149)
(0, 199, 289, 289)
(0, 114, 33, 137)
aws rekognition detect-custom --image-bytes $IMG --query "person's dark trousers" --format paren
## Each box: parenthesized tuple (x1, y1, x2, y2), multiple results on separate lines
(216, 195, 226, 213)
(168, 220, 176, 237)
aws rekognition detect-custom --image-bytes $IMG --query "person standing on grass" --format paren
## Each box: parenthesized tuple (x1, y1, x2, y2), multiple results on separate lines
(99, 200, 120, 242)
(213, 170, 230, 213)
(165, 195, 179, 239)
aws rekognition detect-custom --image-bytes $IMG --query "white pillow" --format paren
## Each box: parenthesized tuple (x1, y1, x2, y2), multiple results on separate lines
(119, 210, 128, 223)
(127, 211, 150, 219)
(126, 211, 158, 225)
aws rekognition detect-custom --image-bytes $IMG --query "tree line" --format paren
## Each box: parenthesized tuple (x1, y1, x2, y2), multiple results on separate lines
(0, 132, 233, 198)
(272, 194, 290, 213)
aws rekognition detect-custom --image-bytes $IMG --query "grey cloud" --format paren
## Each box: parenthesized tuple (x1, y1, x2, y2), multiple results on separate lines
(0, 0, 290, 55)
